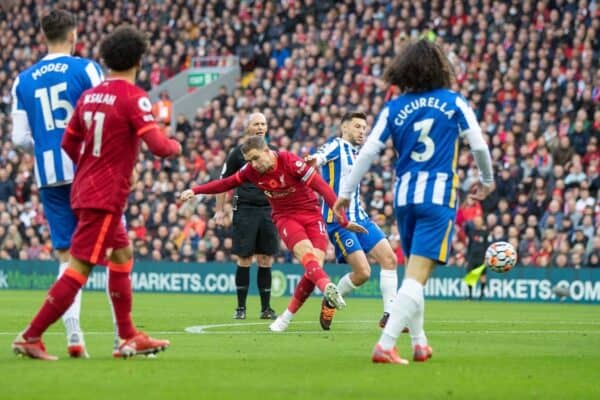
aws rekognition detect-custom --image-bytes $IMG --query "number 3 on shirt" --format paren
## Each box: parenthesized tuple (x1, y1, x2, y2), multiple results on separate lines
(83, 111, 106, 157)
(411, 118, 434, 162)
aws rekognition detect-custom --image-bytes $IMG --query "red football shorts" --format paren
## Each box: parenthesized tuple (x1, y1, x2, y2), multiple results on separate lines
(275, 213, 329, 252)
(71, 209, 129, 265)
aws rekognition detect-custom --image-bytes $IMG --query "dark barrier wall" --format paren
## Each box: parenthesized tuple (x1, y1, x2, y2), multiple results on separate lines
(0, 261, 598, 303)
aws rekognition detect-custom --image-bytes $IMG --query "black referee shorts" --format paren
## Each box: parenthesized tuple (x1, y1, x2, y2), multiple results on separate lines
(232, 206, 279, 257)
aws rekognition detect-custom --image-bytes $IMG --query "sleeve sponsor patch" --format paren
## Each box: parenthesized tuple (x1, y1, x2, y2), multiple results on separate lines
(138, 97, 152, 112)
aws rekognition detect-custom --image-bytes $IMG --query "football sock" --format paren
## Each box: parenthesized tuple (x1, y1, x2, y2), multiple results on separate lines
(59, 261, 83, 339)
(24, 268, 87, 340)
(105, 273, 120, 350)
(108, 266, 136, 340)
(380, 269, 398, 313)
(468, 285, 473, 299)
(280, 309, 294, 323)
(301, 253, 329, 291)
(378, 278, 423, 351)
(480, 282, 487, 299)
(257, 267, 272, 311)
(235, 265, 250, 309)
(407, 290, 428, 347)
(288, 274, 315, 313)
(337, 273, 357, 297)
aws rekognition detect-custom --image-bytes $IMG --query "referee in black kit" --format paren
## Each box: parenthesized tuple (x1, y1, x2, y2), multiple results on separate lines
(214, 112, 279, 320)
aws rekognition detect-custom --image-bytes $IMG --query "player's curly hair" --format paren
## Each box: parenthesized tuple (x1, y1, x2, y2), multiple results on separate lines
(383, 39, 454, 93)
(100, 25, 147, 71)
(41, 9, 76, 43)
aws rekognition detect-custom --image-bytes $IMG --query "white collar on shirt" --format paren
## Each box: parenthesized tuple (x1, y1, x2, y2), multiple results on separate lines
(42, 53, 72, 60)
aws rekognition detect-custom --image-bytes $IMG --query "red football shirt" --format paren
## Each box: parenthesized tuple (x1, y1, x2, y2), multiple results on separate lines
(65, 79, 158, 213)
(237, 151, 320, 219)
(191, 150, 348, 226)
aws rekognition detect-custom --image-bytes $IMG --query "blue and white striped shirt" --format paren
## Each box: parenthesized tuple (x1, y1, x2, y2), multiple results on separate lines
(11, 53, 103, 188)
(313, 137, 369, 223)
(341, 88, 491, 209)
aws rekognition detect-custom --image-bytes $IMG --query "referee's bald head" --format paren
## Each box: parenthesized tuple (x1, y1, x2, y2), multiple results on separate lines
(243, 112, 267, 137)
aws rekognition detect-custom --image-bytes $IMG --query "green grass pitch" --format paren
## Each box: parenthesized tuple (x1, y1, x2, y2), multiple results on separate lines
(1, 290, 598, 400)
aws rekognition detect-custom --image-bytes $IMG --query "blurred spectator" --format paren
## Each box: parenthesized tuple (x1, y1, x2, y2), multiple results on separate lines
(152, 90, 173, 127)
(0, 168, 16, 202)
(0, 0, 597, 266)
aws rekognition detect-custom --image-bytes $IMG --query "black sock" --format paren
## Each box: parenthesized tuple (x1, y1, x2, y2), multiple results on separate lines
(235, 266, 250, 309)
(480, 282, 486, 298)
(257, 267, 272, 311)
(468, 286, 472, 299)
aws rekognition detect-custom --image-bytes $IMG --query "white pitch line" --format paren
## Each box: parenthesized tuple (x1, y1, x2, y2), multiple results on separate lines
(184, 330, 600, 335)
(183, 319, 600, 335)
(0, 331, 185, 336)
(2, 318, 600, 337)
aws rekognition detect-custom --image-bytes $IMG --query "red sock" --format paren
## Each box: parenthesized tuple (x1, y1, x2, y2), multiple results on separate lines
(288, 275, 315, 313)
(24, 268, 86, 340)
(108, 262, 137, 340)
(301, 253, 330, 292)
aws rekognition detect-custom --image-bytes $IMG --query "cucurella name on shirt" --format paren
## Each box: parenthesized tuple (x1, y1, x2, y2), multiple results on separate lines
(393, 96, 456, 126)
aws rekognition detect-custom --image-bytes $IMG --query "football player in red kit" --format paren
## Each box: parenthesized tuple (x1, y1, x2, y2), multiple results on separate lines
(12, 26, 181, 360)
(181, 135, 366, 331)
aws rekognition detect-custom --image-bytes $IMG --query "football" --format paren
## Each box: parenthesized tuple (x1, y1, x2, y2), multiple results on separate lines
(485, 241, 517, 273)
(552, 283, 570, 299)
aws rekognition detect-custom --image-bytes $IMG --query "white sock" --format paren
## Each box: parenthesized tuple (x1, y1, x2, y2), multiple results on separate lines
(337, 273, 357, 297)
(106, 270, 120, 348)
(281, 309, 294, 323)
(408, 296, 428, 347)
(378, 278, 423, 350)
(59, 261, 83, 339)
(379, 269, 398, 313)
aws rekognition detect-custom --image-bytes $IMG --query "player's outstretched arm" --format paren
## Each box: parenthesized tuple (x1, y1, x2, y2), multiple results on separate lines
(306, 139, 339, 167)
(307, 171, 366, 233)
(181, 173, 244, 202)
(141, 126, 181, 157)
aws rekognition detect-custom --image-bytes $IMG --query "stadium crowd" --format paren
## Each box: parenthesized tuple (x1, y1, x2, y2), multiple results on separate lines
(0, 0, 599, 268)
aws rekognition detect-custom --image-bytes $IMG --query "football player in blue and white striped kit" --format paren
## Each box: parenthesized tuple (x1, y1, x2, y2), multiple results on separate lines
(307, 112, 398, 331)
(11, 9, 104, 358)
(334, 39, 495, 364)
